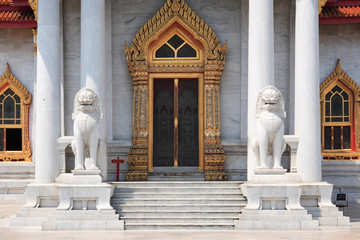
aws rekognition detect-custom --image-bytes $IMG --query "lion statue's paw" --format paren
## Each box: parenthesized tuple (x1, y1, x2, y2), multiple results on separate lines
(74, 165, 85, 171)
(273, 164, 283, 170)
(89, 165, 99, 170)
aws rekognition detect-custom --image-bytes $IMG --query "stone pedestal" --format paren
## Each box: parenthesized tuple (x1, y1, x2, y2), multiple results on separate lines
(301, 183, 350, 226)
(41, 172, 124, 230)
(235, 178, 350, 229)
(235, 173, 319, 230)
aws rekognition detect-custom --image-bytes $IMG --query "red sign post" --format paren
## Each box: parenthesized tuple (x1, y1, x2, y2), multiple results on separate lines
(111, 157, 124, 181)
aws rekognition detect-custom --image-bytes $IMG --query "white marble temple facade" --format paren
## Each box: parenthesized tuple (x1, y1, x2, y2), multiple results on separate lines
(0, 0, 359, 209)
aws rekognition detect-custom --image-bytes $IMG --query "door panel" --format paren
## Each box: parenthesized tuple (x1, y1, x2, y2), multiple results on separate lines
(153, 78, 198, 167)
(153, 79, 174, 166)
(178, 79, 198, 166)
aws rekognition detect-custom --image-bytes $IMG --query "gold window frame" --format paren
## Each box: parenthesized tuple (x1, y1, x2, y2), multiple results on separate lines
(0, 64, 32, 162)
(320, 60, 360, 161)
(125, 0, 227, 181)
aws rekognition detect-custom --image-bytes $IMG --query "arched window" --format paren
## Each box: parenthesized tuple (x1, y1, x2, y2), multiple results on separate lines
(323, 84, 352, 150)
(155, 34, 197, 59)
(320, 60, 359, 160)
(0, 64, 32, 162)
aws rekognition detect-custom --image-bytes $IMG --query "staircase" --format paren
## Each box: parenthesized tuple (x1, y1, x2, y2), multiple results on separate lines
(110, 181, 246, 230)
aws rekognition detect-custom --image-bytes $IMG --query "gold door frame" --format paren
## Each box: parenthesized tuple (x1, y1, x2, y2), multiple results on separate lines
(125, 0, 227, 181)
(149, 73, 204, 172)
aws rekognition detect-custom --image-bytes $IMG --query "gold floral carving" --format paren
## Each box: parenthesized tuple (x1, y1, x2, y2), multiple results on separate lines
(125, 0, 227, 181)
(0, 64, 32, 162)
(319, 0, 327, 14)
(320, 59, 360, 160)
(28, 0, 38, 21)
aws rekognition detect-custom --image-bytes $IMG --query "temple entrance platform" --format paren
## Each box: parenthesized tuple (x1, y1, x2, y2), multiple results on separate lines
(0, 203, 359, 240)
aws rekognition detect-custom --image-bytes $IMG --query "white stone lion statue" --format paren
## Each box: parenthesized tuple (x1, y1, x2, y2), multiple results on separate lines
(71, 88, 103, 171)
(252, 86, 286, 170)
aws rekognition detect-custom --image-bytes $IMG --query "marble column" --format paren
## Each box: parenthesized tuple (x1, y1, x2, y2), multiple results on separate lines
(35, 0, 61, 183)
(295, 0, 321, 182)
(247, 0, 275, 180)
(81, 0, 107, 179)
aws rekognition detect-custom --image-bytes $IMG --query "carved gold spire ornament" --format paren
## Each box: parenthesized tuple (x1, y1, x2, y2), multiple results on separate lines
(28, 0, 38, 21)
(319, 0, 327, 14)
(125, 0, 227, 181)
(28, 0, 38, 55)
(32, 29, 37, 56)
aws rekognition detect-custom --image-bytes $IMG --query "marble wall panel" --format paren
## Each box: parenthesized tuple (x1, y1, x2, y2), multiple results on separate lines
(320, 24, 360, 85)
(0, 28, 35, 157)
(63, 0, 81, 136)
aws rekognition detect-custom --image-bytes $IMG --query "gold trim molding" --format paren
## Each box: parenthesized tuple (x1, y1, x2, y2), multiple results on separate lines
(319, 0, 327, 14)
(28, 0, 38, 21)
(125, 0, 227, 181)
(0, 64, 32, 162)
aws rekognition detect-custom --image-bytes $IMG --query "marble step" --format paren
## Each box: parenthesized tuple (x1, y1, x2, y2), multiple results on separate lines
(114, 187, 241, 194)
(122, 217, 237, 223)
(112, 181, 243, 188)
(125, 222, 234, 230)
(238, 213, 313, 221)
(43, 219, 124, 230)
(235, 219, 319, 230)
(114, 203, 244, 211)
(119, 210, 240, 218)
(48, 210, 119, 220)
(305, 207, 344, 217)
(113, 192, 244, 199)
(111, 181, 245, 229)
(0, 179, 32, 194)
(0, 163, 35, 179)
(10, 216, 50, 226)
(15, 207, 55, 217)
(0, 193, 26, 204)
(111, 198, 246, 205)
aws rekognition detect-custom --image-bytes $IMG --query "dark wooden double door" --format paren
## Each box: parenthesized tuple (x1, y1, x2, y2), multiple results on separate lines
(153, 78, 199, 167)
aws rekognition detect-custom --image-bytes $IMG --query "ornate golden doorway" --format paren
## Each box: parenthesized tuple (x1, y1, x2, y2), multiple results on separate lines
(125, 0, 227, 181)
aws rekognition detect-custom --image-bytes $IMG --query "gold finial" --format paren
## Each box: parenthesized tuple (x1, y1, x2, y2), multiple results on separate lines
(171, 0, 181, 12)
(4, 63, 11, 77)
(335, 59, 342, 74)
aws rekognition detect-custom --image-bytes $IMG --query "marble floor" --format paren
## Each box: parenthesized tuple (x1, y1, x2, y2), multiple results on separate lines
(1, 204, 360, 240)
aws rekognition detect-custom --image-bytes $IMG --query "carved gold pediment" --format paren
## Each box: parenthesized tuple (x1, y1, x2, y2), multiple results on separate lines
(125, 0, 227, 63)
(0, 64, 32, 105)
(320, 59, 360, 100)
